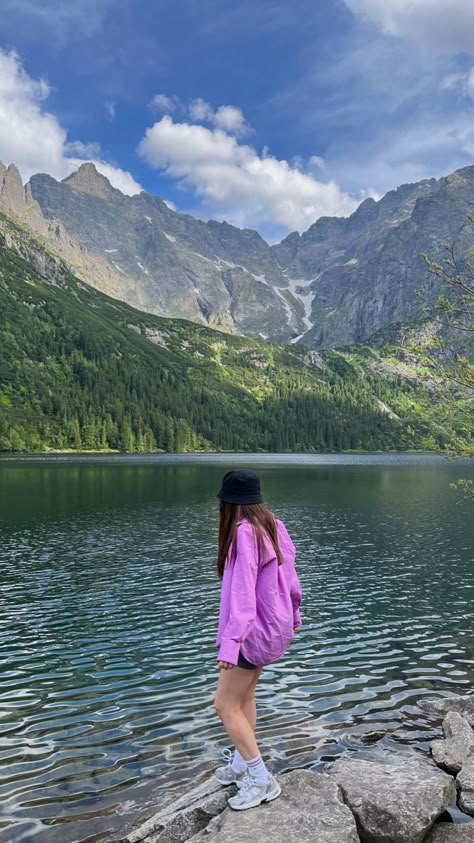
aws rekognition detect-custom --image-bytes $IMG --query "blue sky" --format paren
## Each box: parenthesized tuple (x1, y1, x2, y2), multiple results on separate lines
(1, 0, 474, 241)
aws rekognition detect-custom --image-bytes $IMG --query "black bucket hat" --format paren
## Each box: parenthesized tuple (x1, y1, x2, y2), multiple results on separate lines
(217, 469, 263, 505)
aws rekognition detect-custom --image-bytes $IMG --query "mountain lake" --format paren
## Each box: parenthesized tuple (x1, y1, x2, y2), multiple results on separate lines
(0, 453, 473, 842)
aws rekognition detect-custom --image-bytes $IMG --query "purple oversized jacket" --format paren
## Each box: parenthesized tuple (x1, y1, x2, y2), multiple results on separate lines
(216, 518, 302, 666)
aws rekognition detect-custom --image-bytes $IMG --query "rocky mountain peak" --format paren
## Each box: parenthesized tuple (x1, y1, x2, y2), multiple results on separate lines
(62, 163, 117, 199)
(445, 169, 469, 189)
(0, 163, 47, 234)
(1, 163, 25, 209)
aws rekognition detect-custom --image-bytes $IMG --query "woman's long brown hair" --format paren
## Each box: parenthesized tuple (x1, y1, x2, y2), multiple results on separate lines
(217, 502, 283, 579)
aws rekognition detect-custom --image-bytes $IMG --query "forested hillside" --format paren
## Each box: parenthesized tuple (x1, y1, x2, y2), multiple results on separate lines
(0, 213, 467, 453)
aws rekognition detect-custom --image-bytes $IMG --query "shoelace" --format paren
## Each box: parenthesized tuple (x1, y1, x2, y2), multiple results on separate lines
(222, 748, 233, 765)
(239, 774, 258, 793)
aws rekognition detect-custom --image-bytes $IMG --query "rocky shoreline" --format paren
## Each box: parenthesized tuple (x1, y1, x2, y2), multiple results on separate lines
(117, 694, 474, 843)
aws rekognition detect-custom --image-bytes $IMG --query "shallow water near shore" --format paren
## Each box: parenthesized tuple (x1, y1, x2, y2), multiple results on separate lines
(0, 453, 473, 843)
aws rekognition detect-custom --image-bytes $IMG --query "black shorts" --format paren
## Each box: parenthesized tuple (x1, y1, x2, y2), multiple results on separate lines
(237, 651, 259, 670)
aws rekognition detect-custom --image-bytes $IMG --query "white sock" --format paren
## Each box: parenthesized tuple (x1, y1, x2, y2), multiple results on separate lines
(246, 752, 270, 782)
(231, 749, 247, 774)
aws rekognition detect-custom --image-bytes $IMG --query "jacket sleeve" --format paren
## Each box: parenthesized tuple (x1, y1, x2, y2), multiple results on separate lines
(290, 568, 302, 629)
(217, 523, 258, 665)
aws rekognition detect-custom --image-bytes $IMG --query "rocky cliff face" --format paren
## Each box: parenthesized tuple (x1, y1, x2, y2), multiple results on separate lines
(27, 163, 303, 341)
(0, 162, 47, 234)
(273, 169, 474, 347)
(0, 162, 130, 301)
(2, 160, 474, 348)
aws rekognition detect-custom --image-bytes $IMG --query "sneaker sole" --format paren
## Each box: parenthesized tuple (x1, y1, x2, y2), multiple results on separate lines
(229, 780, 281, 811)
(214, 774, 245, 787)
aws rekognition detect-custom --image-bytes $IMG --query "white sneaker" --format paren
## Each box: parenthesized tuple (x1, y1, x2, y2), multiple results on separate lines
(214, 749, 247, 787)
(228, 773, 281, 810)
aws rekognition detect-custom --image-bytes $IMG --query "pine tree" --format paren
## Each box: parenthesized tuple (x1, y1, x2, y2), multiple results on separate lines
(69, 418, 82, 449)
(119, 419, 135, 452)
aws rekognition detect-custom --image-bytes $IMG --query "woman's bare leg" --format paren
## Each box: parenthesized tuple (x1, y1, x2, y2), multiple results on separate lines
(214, 667, 262, 761)
(241, 668, 261, 731)
(241, 696, 257, 731)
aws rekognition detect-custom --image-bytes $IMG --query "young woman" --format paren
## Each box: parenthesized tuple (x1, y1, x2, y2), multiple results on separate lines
(213, 468, 302, 811)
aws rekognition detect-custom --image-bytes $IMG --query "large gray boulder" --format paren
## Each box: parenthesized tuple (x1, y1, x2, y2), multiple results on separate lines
(424, 824, 474, 842)
(432, 713, 474, 773)
(188, 770, 360, 843)
(421, 696, 474, 729)
(327, 754, 456, 843)
(458, 754, 474, 816)
(121, 778, 229, 843)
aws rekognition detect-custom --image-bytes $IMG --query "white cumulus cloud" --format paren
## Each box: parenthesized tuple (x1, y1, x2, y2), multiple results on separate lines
(151, 95, 251, 137)
(344, 0, 474, 54)
(309, 155, 326, 171)
(213, 105, 248, 136)
(138, 115, 359, 231)
(188, 97, 215, 123)
(188, 99, 249, 136)
(0, 49, 141, 194)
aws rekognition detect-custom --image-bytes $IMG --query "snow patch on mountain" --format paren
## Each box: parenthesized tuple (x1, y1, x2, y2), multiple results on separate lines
(287, 277, 316, 329)
(136, 261, 149, 275)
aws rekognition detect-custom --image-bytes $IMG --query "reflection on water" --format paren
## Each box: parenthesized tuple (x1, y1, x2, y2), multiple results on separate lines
(0, 454, 473, 842)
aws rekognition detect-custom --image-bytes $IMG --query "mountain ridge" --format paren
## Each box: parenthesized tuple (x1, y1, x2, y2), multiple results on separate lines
(2, 159, 474, 348)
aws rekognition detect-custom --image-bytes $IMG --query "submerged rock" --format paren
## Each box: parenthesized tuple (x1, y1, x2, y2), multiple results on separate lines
(421, 696, 474, 729)
(188, 770, 360, 843)
(327, 753, 456, 843)
(358, 730, 389, 744)
(431, 713, 474, 774)
(424, 824, 474, 841)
